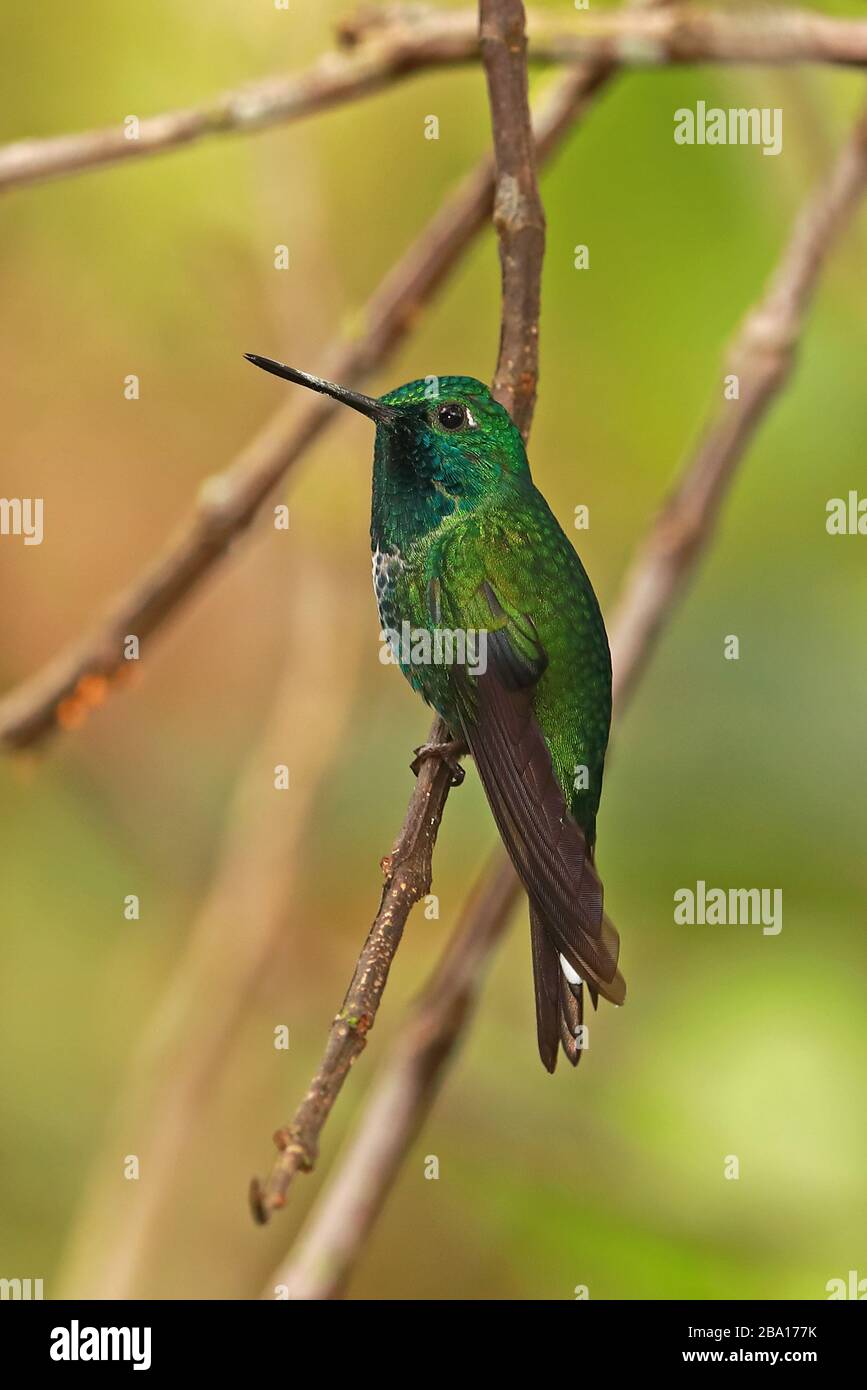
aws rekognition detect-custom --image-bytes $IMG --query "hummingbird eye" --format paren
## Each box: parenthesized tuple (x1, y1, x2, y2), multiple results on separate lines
(435, 402, 470, 432)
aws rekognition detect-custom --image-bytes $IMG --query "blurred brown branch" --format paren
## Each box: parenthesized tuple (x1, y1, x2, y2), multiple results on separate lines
(3, 7, 867, 193)
(57, 567, 367, 1298)
(0, 65, 595, 755)
(0, 6, 486, 194)
(250, 0, 548, 1224)
(266, 93, 867, 1296)
(526, 6, 867, 69)
(610, 94, 867, 711)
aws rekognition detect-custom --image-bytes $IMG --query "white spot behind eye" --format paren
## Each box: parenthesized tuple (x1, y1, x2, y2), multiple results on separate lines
(465, 407, 478, 428)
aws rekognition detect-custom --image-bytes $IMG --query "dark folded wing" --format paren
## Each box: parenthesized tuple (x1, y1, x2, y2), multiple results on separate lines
(447, 579, 624, 1004)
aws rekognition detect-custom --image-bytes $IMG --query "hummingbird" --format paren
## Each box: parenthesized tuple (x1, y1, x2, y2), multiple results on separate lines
(245, 355, 625, 1071)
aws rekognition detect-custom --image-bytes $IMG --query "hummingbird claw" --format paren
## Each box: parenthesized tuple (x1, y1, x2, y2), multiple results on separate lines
(410, 738, 467, 787)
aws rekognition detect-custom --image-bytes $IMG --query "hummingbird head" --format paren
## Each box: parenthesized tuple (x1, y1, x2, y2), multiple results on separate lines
(244, 356, 531, 548)
(376, 373, 530, 497)
(244, 357, 530, 493)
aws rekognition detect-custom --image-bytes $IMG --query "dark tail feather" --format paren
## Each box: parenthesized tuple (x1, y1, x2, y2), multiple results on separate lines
(558, 965, 585, 1067)
(530, 906, 560, 1072)
(530, 905, 587, 1072)
(583, 843, 601, 1013)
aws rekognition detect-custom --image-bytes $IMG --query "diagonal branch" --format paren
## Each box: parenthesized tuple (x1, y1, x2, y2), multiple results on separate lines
(250, 0, 548, 1223)
(0, 8, 489, 194)
(265, 92, 867, 1296)
(6, 8, 867, 193)
(266, 853, 521, 1297)
(0, 65, 597, 755)
(610, 95, 867, 712)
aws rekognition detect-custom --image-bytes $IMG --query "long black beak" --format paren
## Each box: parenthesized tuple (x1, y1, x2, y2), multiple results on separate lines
(244, 354, 394, 424)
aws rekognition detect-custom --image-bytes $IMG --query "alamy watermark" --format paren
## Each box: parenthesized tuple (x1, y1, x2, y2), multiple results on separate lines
(826, 491, 867, 535)
(0, 1276, 43, 1299)
(674, 880, 782, 935)
(379, 623, 488, 676)
(0, 497, 43, 545)
(674, 102, 783, 157)
(50, 1321, 151, 1371)
(826, 1270, 866, 1299)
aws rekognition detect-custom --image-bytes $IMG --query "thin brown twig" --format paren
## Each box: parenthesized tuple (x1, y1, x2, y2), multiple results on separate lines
(267, 853, 520, 1298)
(249, 0, 548, 1223)
(245, 706, 452, 1225)
(5, 8, 867, 193)
(480, 0, 546, 434)
(265, 93, 867, 1298)
(519, 6, 867, 70)
(0, 65, 597, 755)
(349, 4, 867, 71)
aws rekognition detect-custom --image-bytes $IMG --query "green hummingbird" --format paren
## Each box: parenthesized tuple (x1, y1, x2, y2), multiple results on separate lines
(245, 355, 625, 1071)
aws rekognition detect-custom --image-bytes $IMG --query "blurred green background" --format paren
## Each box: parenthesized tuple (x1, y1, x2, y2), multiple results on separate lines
(1, 0, 865, 1300)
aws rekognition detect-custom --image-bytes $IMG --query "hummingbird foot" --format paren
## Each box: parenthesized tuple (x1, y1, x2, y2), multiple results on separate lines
(410, 737, 468, 787)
